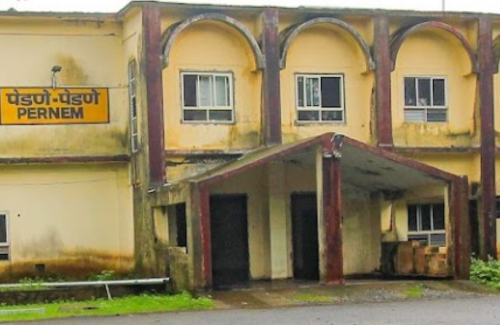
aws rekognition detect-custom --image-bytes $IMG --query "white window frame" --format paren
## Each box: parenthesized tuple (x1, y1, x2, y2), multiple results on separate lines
(407, 203, 446, 247)
(128, 61, 139, 153)
(0, 212, 10, 261)
(181, 72, 234, 124)
(0, 212, 8, 247)
(295, 73, 345, 123)
(403, 76, 448, 123)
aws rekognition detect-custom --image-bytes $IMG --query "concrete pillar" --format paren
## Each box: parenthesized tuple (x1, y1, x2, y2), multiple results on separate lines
(268, 161, 290, 278)
(317, 145, 343, 284)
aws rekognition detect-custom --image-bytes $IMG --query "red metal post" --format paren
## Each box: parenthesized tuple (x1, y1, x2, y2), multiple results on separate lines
(142, 5, 166, 186)
(322, 154, 343, 284)
(374, 15, 393, 148)
(478, 17, 497, 259)
(262, 8, 282, 145)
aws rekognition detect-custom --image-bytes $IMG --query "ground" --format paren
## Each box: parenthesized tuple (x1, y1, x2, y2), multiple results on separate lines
(4, 280, 500, 324)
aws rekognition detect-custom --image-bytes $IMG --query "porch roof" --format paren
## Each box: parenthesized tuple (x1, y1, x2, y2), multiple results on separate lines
(189, 133, 459, 191)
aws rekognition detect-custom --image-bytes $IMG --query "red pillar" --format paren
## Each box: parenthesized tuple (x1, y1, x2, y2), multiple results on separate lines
(261, 8, 282, 145)
(478, 17, 496, 259)
(373, 15, 393, 148)
(142, 5, 166, 186)
(450, 176, 470, 278)
(191, 183, 212, 289)
(322, 154, 343, 284)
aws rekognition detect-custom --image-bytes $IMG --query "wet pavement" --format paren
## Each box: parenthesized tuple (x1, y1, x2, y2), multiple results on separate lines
(205, 279, 496, 309)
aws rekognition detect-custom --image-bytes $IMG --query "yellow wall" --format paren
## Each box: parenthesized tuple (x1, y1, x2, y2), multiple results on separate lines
(342, 186, 381, 274)
(0, 18, 129, 158)
(0, 164, 134, 277)
(392, 29, 477, 148)
(162, 20, 262, 151)
(403, 153, 478, 183)
(281, 24, 373, 144)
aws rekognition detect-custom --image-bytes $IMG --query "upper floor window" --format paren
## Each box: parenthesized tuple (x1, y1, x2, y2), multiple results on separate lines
(296, 74, 344, 123)
(404, 76, 447, 123)
(407, 202, 445, 247)
(128, 61, 139, 152)
(181, 72, 233, 123)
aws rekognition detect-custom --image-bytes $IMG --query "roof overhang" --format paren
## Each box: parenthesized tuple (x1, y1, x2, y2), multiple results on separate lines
(184, 133, 458, 192)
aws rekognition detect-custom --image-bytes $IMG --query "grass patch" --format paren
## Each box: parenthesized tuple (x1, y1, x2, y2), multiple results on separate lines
(0, 292, 213, 323)
(295, 293, 334, 304)
(405, 285, 424, 298)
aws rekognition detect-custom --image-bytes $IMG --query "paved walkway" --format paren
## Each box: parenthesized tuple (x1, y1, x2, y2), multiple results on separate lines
(207, 279, 494, 309)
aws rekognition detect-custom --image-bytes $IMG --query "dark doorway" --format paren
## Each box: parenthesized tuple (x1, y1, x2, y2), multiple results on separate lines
(469, 200, 479, 257)
(210, 195, 250, 288)
(291, 193, 319, 280)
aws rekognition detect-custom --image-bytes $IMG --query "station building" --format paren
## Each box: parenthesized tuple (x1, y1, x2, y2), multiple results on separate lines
(0, 1, 499, 289)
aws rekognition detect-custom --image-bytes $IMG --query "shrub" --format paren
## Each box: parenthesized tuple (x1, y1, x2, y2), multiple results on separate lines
(470, 256, 500, 289)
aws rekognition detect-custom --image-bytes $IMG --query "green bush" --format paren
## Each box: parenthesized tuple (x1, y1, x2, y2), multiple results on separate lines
(470, 256, 500, 289)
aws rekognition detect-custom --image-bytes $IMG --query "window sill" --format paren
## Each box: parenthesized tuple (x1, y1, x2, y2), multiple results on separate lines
(295, 121, 346, 126)
(181, 121, 236, 125)
(402, 121, 448, 124)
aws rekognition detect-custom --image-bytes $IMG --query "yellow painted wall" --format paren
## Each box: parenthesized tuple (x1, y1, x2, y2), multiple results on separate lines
(0, 18, 129, 158)
(0, 164, 134, 276)
(392, 29, 477, 147)
(342, 186, 381, 274)
(403, 153, 478, 183)
(162, 20, 262, 151)
(281, 24, 373, 144)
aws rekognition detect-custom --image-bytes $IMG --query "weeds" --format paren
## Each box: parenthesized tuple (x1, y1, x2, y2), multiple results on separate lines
(470, 256, 500, 289)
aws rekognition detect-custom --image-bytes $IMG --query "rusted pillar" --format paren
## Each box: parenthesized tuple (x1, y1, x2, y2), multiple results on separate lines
(190, 183, 212, 289)
(142, 5, 166, 186)
(322, 150, 343, 284)
(373, 15, 393, 148)
(450, 176, 470, 278)
(478, 17, 496, 259)
(261, 8, 282, 145)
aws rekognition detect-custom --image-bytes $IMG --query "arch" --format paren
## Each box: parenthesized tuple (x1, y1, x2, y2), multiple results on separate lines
(390, 21, 478, 73)
(161, 13, 265, 70)
(280, 17, 375, 71)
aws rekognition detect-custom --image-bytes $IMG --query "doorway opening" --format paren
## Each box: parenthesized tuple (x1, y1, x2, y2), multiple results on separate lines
(291, 193, 319, 280)
(210, 194, 250, 288)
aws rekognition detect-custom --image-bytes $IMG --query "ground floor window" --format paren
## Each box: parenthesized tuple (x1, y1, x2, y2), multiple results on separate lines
(0, 213, 9, 260)
(407, 203, 445, 246)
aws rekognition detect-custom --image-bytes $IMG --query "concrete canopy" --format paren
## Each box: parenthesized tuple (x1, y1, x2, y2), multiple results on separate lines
(191, 133, 457, 189)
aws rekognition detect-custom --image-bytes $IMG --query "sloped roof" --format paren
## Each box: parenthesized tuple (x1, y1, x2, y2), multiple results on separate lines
(188, 133, 458, 191)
